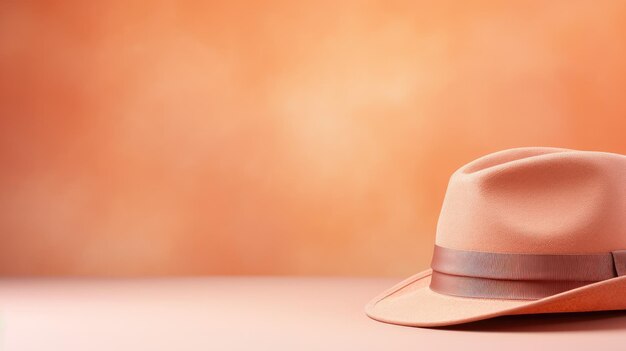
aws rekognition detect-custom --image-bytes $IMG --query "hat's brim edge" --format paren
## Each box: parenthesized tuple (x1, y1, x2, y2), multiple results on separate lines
(365, 269, 626, 328)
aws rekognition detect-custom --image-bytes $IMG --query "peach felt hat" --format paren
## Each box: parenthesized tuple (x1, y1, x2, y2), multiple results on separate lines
(366, 147, 626, 327)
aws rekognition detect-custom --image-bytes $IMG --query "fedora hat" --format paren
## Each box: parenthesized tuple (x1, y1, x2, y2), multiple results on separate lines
(366, 147, 626, 327)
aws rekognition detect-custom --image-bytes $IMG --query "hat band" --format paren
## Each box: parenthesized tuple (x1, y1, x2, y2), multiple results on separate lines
(429, 245, 626, 300)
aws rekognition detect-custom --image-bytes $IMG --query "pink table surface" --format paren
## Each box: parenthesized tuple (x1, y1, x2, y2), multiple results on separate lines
(0, 277, 625, 350)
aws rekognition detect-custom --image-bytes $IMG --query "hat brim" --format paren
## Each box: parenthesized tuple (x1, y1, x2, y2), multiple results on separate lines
(365, 269, 626, 327)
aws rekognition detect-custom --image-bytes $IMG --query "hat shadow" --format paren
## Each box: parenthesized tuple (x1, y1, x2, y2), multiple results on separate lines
(438, 310, 626, 332)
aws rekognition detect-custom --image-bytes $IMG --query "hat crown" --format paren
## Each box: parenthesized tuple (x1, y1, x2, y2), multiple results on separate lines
(435, 147, 626, 254)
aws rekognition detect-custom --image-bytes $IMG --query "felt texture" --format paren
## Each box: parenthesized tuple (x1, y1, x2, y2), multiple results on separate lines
(367, 147, 626, 327)
(436, 147, 626, 254)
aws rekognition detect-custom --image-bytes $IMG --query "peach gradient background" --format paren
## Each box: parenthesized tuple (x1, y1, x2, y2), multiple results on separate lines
(0, 1, 625, 276)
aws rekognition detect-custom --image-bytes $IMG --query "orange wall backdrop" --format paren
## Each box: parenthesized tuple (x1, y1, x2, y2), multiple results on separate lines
(1, 1, 625, 276)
